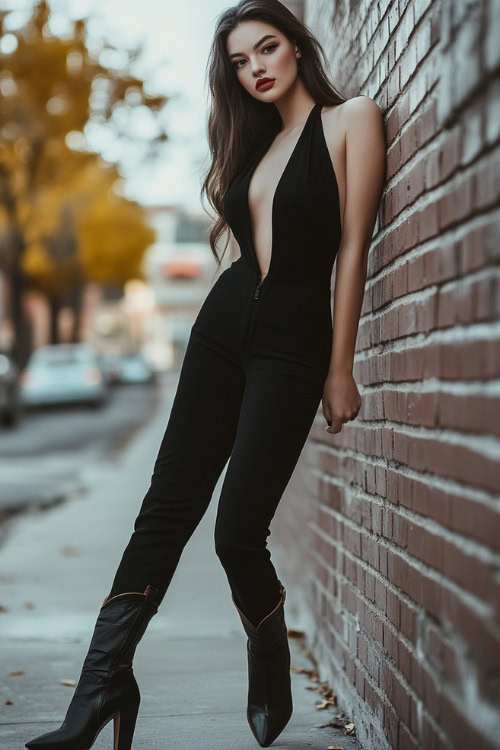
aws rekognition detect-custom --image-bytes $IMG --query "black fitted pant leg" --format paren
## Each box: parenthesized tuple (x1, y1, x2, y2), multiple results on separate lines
(107, 333, 245, 604)
(214, 365, 323, 628)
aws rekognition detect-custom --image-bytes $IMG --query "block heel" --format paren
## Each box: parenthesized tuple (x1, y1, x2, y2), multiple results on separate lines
(25, 585, 159, 750)
(113, 688, 140, 750)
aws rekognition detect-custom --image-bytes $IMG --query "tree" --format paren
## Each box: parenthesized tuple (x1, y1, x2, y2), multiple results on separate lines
(0, 1, 168, 363)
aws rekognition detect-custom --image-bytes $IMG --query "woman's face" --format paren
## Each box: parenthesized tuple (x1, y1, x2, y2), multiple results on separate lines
(226, 20, 299, 102)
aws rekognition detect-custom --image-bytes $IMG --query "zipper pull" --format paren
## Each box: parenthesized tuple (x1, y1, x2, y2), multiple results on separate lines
(253, 281, 261, 300)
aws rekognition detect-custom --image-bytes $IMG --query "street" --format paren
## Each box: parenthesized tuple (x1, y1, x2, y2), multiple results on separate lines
(0, 379, 163, 538)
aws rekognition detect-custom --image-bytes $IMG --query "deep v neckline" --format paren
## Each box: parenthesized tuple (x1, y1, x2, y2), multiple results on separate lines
(246, 102, 320, 284)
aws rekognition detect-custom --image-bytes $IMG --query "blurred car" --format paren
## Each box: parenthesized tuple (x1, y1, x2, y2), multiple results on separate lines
(0, 351, 23, 427)
(117, 353, 156, 385)
(21, 343, 109, 408)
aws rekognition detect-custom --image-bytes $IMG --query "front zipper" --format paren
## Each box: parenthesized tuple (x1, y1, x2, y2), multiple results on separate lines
(253, 272, 269, 300)
(253, 278, 262, 300)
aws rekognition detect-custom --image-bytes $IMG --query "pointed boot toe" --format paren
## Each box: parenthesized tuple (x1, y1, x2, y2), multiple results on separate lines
(233, 581, 294, 747)
(248, 700, 293, 747)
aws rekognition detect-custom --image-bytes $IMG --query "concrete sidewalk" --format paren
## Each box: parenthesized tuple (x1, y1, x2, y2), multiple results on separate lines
(0, 374, 361, 750)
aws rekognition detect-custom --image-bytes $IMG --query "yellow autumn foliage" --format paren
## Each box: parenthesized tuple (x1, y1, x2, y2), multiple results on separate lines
(1, 0, 166, 297)
(76, 196, 156, 285)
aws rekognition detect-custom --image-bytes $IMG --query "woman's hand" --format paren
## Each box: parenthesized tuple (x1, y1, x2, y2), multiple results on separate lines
(321, 370, 362, 434)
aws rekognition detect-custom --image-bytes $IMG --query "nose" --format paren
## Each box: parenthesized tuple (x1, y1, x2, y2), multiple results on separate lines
(251, 58, 265, 77)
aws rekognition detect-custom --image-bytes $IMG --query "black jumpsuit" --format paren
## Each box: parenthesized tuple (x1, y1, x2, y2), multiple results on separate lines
(107, 102, 342, 625)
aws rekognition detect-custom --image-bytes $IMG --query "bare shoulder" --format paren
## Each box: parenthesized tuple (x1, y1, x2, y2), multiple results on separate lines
(330, 95, 382, 125)
(344, 94, 382, 115)
(322, 95, 382, 145)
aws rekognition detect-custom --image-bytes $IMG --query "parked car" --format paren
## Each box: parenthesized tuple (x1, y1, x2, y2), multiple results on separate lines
(97, 353, 123, 385)
(117, 353, 156, 385)
(0, 351, 23, 427)
(21, 343, 109, 408)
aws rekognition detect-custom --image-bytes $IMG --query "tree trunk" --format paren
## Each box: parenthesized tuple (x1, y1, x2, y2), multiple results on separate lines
(69, 279, 84, 343)
(10, 226, 33, 369)
(49, 296, 61, 344)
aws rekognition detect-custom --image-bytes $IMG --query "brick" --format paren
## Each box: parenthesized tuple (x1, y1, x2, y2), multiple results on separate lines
(422, 712, 441, 750)
(440, 124, 463, 180)
(365, 678, 382, 714)
(399, 722, 418, 750)
(475, 153, 500, 209)
(450, 496, 500, 552)
(398, 638, 412, 684)
(400, 599, 417, 642)
(441, 690, 499, 750)
(485, 0, 500, 72)
(417, 201, 439, 240)
(417, 99, 437, 145)
(383, 701, 399, 747)
(424, 148, 440, 189)
(439, 392, 500, 437)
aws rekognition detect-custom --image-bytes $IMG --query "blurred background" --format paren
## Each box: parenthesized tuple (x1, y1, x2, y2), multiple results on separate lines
(0, 0, 240, 518)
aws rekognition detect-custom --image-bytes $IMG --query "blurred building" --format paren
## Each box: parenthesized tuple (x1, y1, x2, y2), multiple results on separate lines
(143, 204, 218, 366)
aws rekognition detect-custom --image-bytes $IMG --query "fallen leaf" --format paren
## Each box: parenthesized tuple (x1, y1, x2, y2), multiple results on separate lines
(0, 604, 8, 613)
(315, 698, 337, 709)
(61, 546, 79, 557)
(344, 722, 356, 735)
(287, 628, 306, 639)
(25, 601, 36, 609)
(328, 746, 342, 749)
(8, 670, 25, 676)
(318, 718, 344, 728)
(291, 666, 317, 678)
(5, 699, 13, 705)
(60, 679, 77, 686)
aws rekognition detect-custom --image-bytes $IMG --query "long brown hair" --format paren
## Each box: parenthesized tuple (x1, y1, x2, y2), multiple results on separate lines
(200, 0, 348, 267)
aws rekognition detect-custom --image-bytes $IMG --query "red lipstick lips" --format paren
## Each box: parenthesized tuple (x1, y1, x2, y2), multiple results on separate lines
(256, 77, 275, 91)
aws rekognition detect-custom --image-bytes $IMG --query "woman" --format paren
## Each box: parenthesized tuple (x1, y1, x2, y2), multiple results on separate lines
(26, 1, 385, 748)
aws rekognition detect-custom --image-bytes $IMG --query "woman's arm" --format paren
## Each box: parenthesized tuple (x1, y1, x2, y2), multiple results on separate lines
(322, 95, 386, 434)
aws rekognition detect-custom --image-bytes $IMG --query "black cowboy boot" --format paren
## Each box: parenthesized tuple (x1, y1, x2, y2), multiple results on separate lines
(232, 580, 293, 747)
(25, 584, 159, 750)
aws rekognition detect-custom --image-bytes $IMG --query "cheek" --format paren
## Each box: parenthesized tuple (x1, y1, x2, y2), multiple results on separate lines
(239, 70, 254, 92)
(273, 47, 294, 75)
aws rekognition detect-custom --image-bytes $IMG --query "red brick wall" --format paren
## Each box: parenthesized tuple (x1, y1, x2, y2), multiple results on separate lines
(272, 1, 500, 748)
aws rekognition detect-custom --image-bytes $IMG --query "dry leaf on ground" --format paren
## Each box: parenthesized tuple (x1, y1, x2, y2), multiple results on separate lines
(287, 628, 306, 638)
(315, 698, 337, 709)
(61, 546, 79, 556)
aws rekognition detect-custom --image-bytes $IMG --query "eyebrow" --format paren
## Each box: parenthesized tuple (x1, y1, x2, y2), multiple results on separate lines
(228, 34, 278, 60)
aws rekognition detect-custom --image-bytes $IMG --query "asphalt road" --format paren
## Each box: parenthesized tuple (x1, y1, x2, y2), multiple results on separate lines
(0, 379, 165, 532)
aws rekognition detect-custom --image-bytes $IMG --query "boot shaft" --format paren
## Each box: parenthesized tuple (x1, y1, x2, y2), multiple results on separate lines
(82, 585, 159, 678)
(232, 581, 288, 651)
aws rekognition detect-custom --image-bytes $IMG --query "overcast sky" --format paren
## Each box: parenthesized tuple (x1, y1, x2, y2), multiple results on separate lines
(4, 0, 234, 212)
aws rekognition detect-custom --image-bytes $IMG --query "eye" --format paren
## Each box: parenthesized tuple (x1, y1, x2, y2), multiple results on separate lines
(233, 43, 279, 69)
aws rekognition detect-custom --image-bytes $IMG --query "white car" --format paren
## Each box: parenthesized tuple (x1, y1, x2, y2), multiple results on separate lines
(21, 343, 109, 408)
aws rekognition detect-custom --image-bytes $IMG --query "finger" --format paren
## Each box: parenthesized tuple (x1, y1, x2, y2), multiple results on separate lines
(325, 418, 343, 434)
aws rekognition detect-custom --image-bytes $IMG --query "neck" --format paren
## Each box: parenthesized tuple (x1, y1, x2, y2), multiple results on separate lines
(273, 85, 316, 134)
